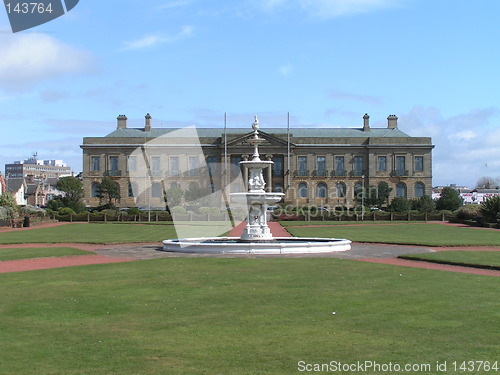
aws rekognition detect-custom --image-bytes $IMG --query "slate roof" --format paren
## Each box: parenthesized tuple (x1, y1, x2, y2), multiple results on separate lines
(6, 178, 25, 193)
(104, 127, 411, 139)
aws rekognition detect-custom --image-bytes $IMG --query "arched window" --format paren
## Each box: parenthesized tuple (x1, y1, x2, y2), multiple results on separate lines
(336, 182, 346, 198)
(274, 183, 283, 193)
(91, 182, 100, 198)
(354, 182, 363, 198)
(298, 182, 308, 198)
(316, 183, 327, 198)
(128, 182, 138, 198)
(396, 183, 407, 198)
(414, 182, 425, 198)
(151, 182, 162, 198)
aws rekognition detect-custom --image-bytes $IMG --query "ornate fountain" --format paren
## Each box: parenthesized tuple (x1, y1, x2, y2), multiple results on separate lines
(162, 117, 351, 254)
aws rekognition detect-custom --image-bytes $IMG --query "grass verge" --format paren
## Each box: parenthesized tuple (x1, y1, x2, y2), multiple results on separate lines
(399, 251, 500, 270)
(0, 258, 499, 374)
(0, 247, 93, 261)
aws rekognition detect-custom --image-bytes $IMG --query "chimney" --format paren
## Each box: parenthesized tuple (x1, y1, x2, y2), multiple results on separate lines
(117, 115, 127, 129)
(145, 113, 152, 132)
(363, 113, 370, 131)
(387, 115, 398, 129)
(27, 174, 35, 184)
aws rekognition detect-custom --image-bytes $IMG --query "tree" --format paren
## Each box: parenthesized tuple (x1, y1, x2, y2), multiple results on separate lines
(412, 195, 436, 213)
(388, 197, 412, 212)
(165, 186, 183, 209)
(435, 187, 463, 211)
(480, 196, 500, 224)
(476, 176, 499, 189)
(55, 176, 85, 213)
(355, 182, 392, 208)
(184, 185, 215, 209)
(97, 177, 121, 206)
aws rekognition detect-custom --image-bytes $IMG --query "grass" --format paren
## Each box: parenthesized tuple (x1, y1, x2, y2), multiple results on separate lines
(399, 251, 500, 270)
(0, 258, 499, 374)
(284, 223, 500, 247)
(0, 247, 93, 261)
(0, 222, 230, 244)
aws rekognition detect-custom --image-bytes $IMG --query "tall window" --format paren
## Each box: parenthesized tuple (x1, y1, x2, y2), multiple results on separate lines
(169, 156, 179, 176)
(91, 156, 100, 172)
(353, 156, 363, 175)
(298, 182, 308, 198)
(207, 156, 218, 176)
(335, 156, 345, 175)
(316, 156, 326, 173)
(414, 156, 424, 172)
(151, 156, 161, 176)
(354, 183, 363, 198)
(128, 156, 137, 172)
(273, 155, 284, 176)
(297, 156, 307, 176)
(415, 182, 425, 198)
(151, 182, 162, 198)
(188, 156, 199, 176)
(91, 182, 100, 197)
(230, 156, 242, 176)
(396, 183, 406, 198)
(377, 156, 387, 172)
(396, 156, 406, 172)
(128, 182, 137, 198)
(317, 183, 327, 198)
(336, 182, 346, 198)
(109, 156, 119, 171)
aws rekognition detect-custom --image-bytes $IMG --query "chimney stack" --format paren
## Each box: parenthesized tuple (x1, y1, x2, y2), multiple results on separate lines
(117, 115, 127, 129)
(363, 113, 370, 131)
(145, 113, 152, 132)
(387, 115, 398, 129)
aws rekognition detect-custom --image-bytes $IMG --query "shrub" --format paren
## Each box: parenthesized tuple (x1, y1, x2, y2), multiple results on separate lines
(436, 187, 463, 211)
(480, 196, 500, 223)
(199, 207, 221, 215)
(20, 205, 47, 218)
(455, 205, 481, 222)
(127, 207, 141, 215)
(101, 209, 119, 216)
(171, 206, 187, 215)
(58, 207, 76, 215)
(388, 197, 412, 212)
(0, 206, 14, 220)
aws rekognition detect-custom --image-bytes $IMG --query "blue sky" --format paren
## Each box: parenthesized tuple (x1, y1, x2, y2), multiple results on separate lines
(0, 0, 499, 187)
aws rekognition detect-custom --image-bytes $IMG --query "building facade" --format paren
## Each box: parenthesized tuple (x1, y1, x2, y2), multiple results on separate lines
(5, 155, 72, 180)
(81, 114, 434, 209)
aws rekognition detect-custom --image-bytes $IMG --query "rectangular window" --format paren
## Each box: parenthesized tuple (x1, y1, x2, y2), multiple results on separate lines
(230, 156, 242, 176)
(91, 156, 100, 172)
(188, 156, 199, 176)
(316, 156, 326, 171)
(377, 156, 387, 172)
(414, 156, 424, 172)
(297, 156, 308, 176)
(353, 156, 363, 175)
(396, 156, 406, 171)
(151, 156, 161, 176)
(207, 156, 218, 176)
(335, 156, 345, 174)
(273, 155, 284, 176)
(109, 156, 119, 171)
(128, 156, 136, 172)
(169, 156, 179, 176)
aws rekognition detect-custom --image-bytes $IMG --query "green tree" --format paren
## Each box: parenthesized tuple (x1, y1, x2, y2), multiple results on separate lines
(0, 193, 18, 220)
(55, 176, 85, 213)
(165, 186, 183, 209)
(97, 177, 121, 206)
(184, 185, 215, 210)
(480, 196, 500, 223)
(412, 195, 436, 213)
(355, 182, 392, 208)
(435, 187, 463, 211)
(388, 197, 412, 212)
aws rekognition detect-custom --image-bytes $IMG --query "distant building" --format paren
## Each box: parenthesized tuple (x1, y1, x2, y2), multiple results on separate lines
(81, 113, 434, 209)
(5, 178, 27, 206)
(4, 154, 72, 180)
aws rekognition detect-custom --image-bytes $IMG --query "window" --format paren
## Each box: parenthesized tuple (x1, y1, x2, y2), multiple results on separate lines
(128, 182, 137, 198)
(298, 182, 308, 198)
(353, 156, 363, 175)
(415, 182, 425, 198)
(110, 156, 119, 171)
(414, 156, 424, 172)
(91, 156, 100, 172)
(297, 156, 307, 176)
(354, 183, 363, 198)
(207, 156, 218, 176)
(396, 183, 406, 198)
(377, 156, 387, 172)
(274, 183, 283, 193)
(188, 156, 199, 176)
(396, 156, 406, 172)
(230, 156, 242, 176)
(170, 182, 180, 189)
(334, 156, 345, 175)
(128, 156, 137, 172)
(317, 183, 327, 198)
(151, 156, 161, 176)
(91, 182, 100, 198)
(273, 155, 284, 176)
(336, 182, 346, 198)
(169, 156, 179, 176)
(151, 182, 162, 198)
(316, 156, 326, 172)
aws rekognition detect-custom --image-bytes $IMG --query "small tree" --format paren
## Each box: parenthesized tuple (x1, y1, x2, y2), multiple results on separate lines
(412, 195, 436, 213)
(355, 182, 392, 208)
(436, 187, 463, 211)
(165, 186, 183, 209)
(388, 197, 412, 212)
(480, 196, 500, 223)
(97, 177, 121, 206)
(55, 176, 85, 213)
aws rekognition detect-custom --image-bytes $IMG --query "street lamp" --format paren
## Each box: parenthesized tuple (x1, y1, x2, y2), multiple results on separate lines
(361, 174, 365, 221)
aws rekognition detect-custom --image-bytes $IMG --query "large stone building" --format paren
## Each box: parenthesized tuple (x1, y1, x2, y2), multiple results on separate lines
(81, 113, 434, 209)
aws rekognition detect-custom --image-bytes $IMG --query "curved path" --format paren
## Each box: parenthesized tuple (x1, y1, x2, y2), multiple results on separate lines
(0, 222, 499, 276)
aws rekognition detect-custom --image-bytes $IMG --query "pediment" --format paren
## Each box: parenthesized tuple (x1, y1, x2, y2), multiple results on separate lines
(226, 131, 295, 148)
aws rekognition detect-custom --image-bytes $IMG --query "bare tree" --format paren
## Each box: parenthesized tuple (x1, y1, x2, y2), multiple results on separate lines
(476, 176, 499, 189)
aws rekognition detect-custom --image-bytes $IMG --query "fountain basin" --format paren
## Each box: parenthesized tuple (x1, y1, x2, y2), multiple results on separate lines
(163, 236, 352, 254)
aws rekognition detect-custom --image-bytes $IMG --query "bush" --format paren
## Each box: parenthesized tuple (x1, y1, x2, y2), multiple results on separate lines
(58, 207, 76, 215)
(20, 205, 47, 218)
(480, 196, 500, 224)
(436, 187, 463, 211)
(0, 206, 15, 220)
(388, 197, 412, 212)
(101, 209, 119, 216)
(455, 205, 481, 222)
(199, 207, 221, 215)
(127, 207, 141, 215)
(171, 206, 187, 215)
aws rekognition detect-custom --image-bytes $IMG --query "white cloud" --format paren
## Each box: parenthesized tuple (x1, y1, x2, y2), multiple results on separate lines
(0, 33, 95, 92)
(122, 25, 194, 51)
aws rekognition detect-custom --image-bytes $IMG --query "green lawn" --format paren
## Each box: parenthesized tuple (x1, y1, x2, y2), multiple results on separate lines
(284, 223, 500, 247)
(0, 258, 498, 374)
(399, 251, 500, 269)
(0, 247, 93, 261)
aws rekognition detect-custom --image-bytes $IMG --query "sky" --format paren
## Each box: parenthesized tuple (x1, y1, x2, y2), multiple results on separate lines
(0, 0, 499, 188)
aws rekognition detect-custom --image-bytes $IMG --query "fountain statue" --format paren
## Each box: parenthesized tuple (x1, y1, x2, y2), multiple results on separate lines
(163, 117, 351, 254)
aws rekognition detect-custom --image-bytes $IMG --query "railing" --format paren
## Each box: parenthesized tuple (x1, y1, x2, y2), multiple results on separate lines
(104, 170, 121, 177)
(294, 170, 309, 177)
(350, 170, 366, 177)
(166, 170, 181, 177)
(391, 170, 409, 177)
(332, 170, 347, 177)
(312, 169, 328, 177)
